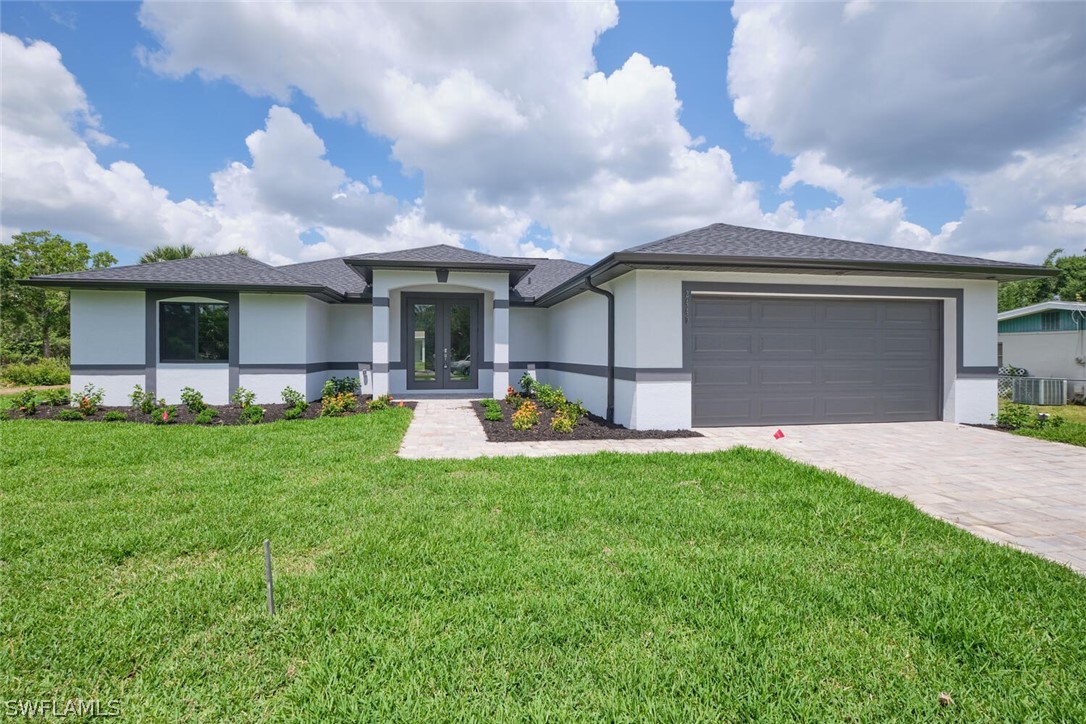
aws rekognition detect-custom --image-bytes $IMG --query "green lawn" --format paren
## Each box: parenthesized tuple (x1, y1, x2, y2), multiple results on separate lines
(2, 413, 1085, 720)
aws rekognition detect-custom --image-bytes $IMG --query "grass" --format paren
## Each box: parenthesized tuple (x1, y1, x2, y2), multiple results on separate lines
(2, 413, 1085, 720)
(998, 399, 1086, 447)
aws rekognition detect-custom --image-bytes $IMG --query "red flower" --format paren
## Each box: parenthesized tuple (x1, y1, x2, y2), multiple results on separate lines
(162, 410, 169, 421)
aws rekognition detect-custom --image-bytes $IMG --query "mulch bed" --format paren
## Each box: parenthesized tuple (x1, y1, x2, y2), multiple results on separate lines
(6, 397, 417, 425)
(473, 400, 702, 442)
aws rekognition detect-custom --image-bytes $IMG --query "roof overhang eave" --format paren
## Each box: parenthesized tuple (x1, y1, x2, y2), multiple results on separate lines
(345, 258, 535, 285)
(20, 277, 345, 301)
(533, 254, 1058, 307)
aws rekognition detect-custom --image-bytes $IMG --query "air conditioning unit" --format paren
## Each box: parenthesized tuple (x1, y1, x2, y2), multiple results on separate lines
(1011, 377, 1067, 406)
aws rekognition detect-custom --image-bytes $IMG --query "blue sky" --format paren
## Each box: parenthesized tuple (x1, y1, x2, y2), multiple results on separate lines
(1, 2, 1082, 266)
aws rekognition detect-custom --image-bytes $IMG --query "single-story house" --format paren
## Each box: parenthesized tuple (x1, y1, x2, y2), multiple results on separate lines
(998, 301, 1086, 384)
(25, 223, 1054, 429)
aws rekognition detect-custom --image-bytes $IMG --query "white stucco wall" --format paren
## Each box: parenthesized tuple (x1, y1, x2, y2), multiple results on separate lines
(159, 365, 231, 405)
(542, 292, 609, 417)
(70, 290, 145, 365)
(240, 293, 307, 365)
(69, 290, 146, 405)
(1000, 331, 1086, 381)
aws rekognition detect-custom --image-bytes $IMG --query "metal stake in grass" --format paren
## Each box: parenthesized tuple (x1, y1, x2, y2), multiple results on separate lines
(264, 539, 276, 616)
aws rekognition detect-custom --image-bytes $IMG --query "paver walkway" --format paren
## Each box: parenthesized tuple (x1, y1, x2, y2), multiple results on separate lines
(398, 399, 1086, 573)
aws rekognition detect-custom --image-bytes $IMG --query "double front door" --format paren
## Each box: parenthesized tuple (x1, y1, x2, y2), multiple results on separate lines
(406, 295, 480, 389)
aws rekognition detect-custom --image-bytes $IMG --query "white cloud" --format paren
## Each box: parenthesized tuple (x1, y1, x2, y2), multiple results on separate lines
(136, 2, 783, 259)
(0, 33, 462, 263)
(729, 1, 1086, 182)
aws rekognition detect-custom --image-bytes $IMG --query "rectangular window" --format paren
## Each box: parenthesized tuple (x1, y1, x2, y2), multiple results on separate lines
(1040, 311, 1060, 331)
(159, 302, 229, 362)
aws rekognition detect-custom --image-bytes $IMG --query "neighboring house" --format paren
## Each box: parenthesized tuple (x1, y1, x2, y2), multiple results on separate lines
(998, 301, 1086, 382)
(25, 223, 1054, 429)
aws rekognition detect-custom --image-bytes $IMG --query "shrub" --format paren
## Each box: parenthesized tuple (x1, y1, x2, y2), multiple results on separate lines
(77, 384, 105, 416)
(534, 383, 566, 410)
(993, 403, 1033, 430)
(130, 385, 156, 414)
(179, 386, 207, 414)
(152, 404, 177, 425)
(559, 399, 588, 422)
(56, 408, 84, 421)
(15, 389, 38, 415)
(231, 387, 256, 409)
(504, 385, 525, 407)
(480, 398, 503, 421)
(42, 388, 69, 406)
(550, 408, 575, 433)
(281, 386, 306, 409)
(367, 393, 394, 412)
(240, 405, 265, 424)
(282, 405, 304, 420)
(322, 376, 360, 397)
(511, 400, 540, 430)
(1, 358, 69, 386)
(194, 408, 219, 425)
(320, 392, 357, 417)
(103, 410, 127, 422)
(519, 372, 536, 396)
(993, 403, 1066, 431)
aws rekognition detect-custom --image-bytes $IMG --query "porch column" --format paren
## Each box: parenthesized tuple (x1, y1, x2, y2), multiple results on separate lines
(372, 296, 390, 396)
(493, 298, 509, 398)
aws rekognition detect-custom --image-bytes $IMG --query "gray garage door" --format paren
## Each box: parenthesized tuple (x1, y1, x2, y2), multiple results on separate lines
(687, 296, 942, 426)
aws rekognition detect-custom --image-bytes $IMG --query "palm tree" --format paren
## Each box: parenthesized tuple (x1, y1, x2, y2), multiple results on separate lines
(139, 245, 249, 264)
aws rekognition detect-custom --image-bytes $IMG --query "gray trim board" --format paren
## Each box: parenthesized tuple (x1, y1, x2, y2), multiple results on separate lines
(372, 296, 390, 307)
(510, 361, 688, 381)
(493, 299, 509, 309)
(71, 364, 145, 375)
(238, 362, 373, 374)
(492, 362, 509, 372)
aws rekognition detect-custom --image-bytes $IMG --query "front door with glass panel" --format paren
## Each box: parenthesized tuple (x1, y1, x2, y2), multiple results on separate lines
(406, 296, 479, 389)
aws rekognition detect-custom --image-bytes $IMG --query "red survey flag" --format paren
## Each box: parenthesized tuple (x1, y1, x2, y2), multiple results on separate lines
(773, 429, 785, 440)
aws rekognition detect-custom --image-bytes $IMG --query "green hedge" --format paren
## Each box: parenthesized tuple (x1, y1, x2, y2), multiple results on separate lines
(1, 358, 70, 386)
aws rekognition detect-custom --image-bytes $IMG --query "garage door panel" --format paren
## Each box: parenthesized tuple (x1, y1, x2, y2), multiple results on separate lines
(823, 396, 878, 418)
(823, 303, 879, 324)
(759, 365, 817, 385)
(758, 302, 816, 324)
(693, 365, 752, 386)
(691, 332, 753, 354)
(758, 396, 816, 419)
(822, 364, 878, 385)
(692, 299, 751, 322)
(688, 296, 941, 426)
(822, 333, 878, 357)
(759, 333, 817, 354)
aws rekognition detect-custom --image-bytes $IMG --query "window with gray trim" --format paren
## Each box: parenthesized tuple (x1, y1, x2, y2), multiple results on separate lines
(160, 302, 229, 362)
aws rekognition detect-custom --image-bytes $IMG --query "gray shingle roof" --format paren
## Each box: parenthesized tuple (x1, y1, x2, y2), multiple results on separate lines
(504, 257, 589, 301)
(624, 223, 1040, 270)
(26, 254, 322, 289)
(348, 244, 515, 265)
(277, 258, 369, 296)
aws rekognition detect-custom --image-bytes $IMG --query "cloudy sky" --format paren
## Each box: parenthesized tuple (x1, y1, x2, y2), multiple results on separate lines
(2, 1, 1083, 266)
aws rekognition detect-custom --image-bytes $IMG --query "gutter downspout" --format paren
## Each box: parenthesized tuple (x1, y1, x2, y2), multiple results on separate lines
(585, 275, 615, 423)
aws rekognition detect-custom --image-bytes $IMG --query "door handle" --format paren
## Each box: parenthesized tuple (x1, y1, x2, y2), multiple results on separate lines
(443, 348, 448, 369)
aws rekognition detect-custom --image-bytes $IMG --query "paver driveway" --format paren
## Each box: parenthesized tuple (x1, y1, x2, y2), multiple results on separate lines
(399, 400, 1086, 573)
